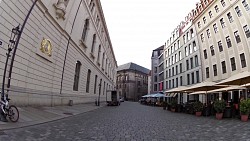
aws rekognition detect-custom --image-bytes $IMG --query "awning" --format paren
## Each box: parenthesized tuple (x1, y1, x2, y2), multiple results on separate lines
(151, 93, 165, 98)
(165, 86, 189, 93)
(188, 91, 208, 95)
(216, 71, 250, 85)
(183, 81, 226, 92)
(208, 85, 247, 93)
(173, 93, 177, 97)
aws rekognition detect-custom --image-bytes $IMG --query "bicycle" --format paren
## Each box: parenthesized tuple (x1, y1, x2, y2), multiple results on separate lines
(0, 91, 19, 122)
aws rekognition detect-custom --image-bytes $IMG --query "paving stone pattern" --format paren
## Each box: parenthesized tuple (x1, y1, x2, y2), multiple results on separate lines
(0, 102, 250, 141)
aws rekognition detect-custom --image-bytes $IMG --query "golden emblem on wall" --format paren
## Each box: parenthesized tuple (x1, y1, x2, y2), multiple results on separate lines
(40, 38, 52, 57)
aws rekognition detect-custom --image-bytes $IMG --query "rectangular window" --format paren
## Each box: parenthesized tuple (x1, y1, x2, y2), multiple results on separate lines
(234, 31, 241, 43)
(174, 43, 177, 51)
(210, 45, 215, 56)
(189, 44, 193, 54)
(198, 22, 201, 28)
(86, 69, 91, 93)
(206, 67, 209, 78)
(235, 6, 242, 17)
(183, 35, 186, 43)
(243, 25, 250, 38)
(226, 36, 232, 48)
(176, 65, 178, 75)
(204, 49, 208, 59)
(215, 5, 219, 13)
(227, 12, 233, 23)
(180, 63, 182, 73)
(191, 72, 194, 84)
(195, 55, 198, 67)
(172, 67, 175, 76)
(230, 57, 236, 71)
(166, 81, 168, 89)
(176, 78, 178, 87)
(190, 57, 193, 69)
(220, 18, 226, 28)
(203, 17, 206, 24)
(221, 0, 226, 7)
(213, 64, 217, 76)
(169, 80, 171, 89)
(172, 79, 175, 88)
(221, 61, 227, 74)
(166, 70, 168, 78)
(180, 76, 183, 86)
(172, 56, 174, 65)
(218, 41, 223, 52)
(187, 74, 190, 85)
(193, 41, 197, 51)
(240, 53, 246, 68)
(209, 11, 213, 18)
(179, 51, 182, 60)
(201, 33, 204, 42)
(213, 24, 218, 33)
(175, 53, 178, 62)
(169, 69, 171, 77)
(196, 71, 200, 83)
(207, 29, 211, 38)
(186, 60, 189, 70)
(171, 46, 173, 53)
(82, 19, 89, 41)
(185, 47, 188, 56)
(242, 0, 250, 11)
(177, 40, 180, 48)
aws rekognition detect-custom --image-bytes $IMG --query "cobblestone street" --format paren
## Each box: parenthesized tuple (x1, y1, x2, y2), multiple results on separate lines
(1, 102, 250, 141)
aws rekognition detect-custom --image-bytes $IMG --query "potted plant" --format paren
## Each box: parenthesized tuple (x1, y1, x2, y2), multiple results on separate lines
(162, 101, 167, 110)
(240, 99, 250, 122)
(214, 100, 226, 120)
(170, 100, 177, 112)
(193, 101, 204, 116)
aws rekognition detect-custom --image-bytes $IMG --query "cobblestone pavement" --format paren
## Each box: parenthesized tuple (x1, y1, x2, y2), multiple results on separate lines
(1, 102, 250, 141)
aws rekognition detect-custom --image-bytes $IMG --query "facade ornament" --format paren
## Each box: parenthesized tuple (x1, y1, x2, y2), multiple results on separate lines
(40, 38, 52, 57)
(53, 0, 69, 20)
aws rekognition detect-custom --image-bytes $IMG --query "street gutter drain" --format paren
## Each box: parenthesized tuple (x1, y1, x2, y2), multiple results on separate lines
(63, 112, 73, 115)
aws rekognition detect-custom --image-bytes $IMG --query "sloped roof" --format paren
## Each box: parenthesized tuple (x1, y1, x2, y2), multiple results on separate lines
(117, 62, 150, 74)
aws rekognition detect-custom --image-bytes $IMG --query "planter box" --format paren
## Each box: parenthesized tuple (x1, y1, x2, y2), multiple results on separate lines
(195, 111, 202, 117)
(241, 115, 249, 122)
(216, 113, 223, 120)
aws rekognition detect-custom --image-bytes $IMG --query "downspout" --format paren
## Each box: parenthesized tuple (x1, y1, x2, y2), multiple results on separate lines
(60, 0, 83, 94)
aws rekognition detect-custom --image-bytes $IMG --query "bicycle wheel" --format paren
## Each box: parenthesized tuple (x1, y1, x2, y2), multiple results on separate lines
(8, 105, 19, 122)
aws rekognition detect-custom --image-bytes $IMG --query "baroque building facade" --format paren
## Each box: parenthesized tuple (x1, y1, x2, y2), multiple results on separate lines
(0, 0, 117, 106)
(116, 62, 150, 101)
(193, 0, 250, 82)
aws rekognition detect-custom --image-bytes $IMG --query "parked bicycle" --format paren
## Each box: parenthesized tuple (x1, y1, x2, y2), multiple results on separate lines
(0, 91, 19, 122)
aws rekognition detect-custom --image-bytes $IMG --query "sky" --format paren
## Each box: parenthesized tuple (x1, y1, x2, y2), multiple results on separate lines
(100, 0, 199, 70)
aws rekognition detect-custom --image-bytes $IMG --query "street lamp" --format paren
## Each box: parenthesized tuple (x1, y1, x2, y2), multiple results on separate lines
(1, 25, 21, 99)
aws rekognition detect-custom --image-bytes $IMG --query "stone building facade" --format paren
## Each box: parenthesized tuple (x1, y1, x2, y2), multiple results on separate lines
(193, 0, 250, 82)
(116, 62, 150, 101)
(0, 0, 117, 106)
(164, 19, 203, 103)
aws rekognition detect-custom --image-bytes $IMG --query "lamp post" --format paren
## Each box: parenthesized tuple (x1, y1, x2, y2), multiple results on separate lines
(1, 25, 20, 100)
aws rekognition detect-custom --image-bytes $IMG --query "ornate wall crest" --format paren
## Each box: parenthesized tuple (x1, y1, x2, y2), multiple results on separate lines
(40, 38, 52, 57)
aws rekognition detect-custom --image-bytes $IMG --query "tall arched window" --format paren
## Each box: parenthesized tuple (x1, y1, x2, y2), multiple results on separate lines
(91, 34, 96, 53)
(73, 61, 81, 91)
(97, 45, 101, 63)
(86, 69, 91, 93)
(82, 19, 89, 41)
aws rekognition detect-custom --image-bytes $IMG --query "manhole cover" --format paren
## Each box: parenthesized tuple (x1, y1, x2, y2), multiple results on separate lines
(63, 112, 73, 115)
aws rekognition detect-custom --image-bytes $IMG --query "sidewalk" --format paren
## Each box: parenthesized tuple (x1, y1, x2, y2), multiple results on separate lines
(0, 102, 105, 131)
